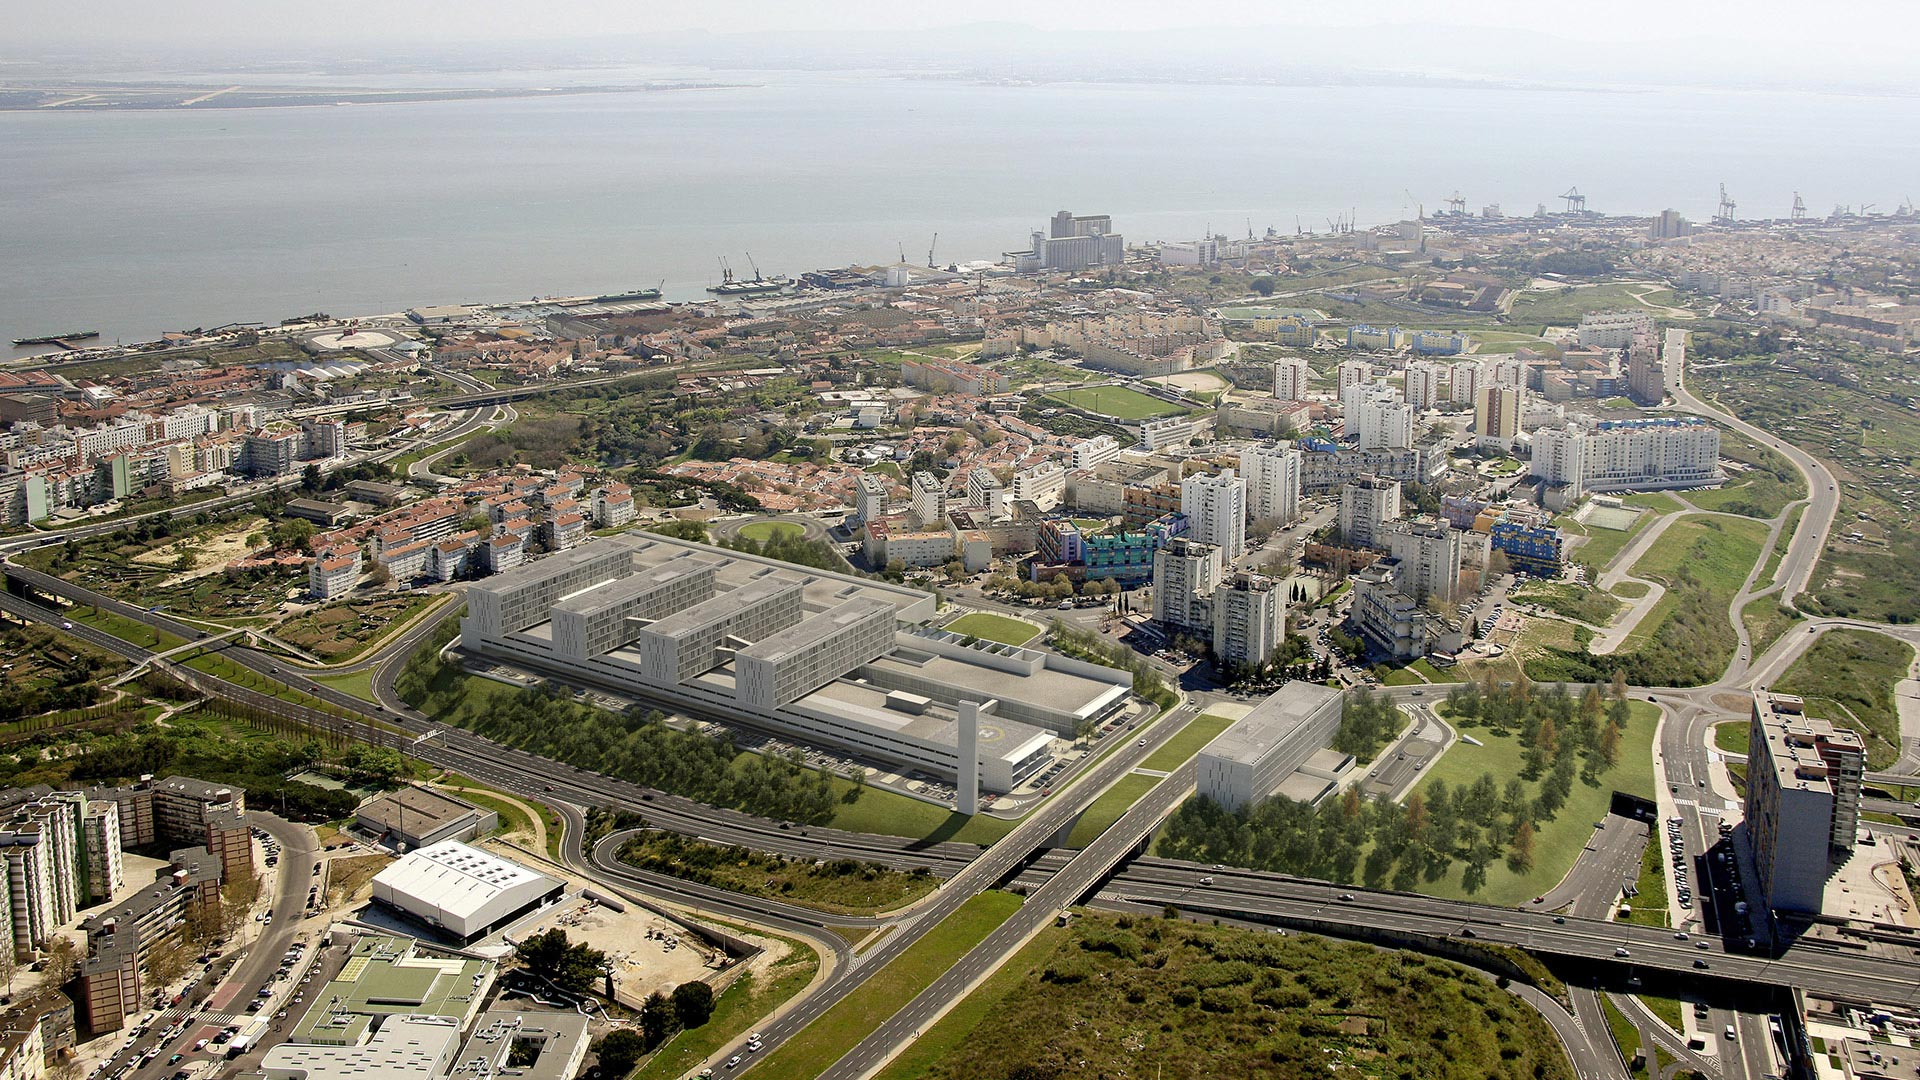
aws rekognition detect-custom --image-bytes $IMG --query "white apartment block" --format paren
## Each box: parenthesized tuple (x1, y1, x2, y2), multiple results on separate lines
(1530, 418, 1721, 496)
(1449, 360, 1483, 404)
(1238, 443, 1301, 526)
(1404, 361, 1444, 411)
(1211, 574, 1286, 668)
(310, 549, 362, 600)
(1273, 357, 1310, 403)
(1337, 475, 1402, 549)
(1011, 462, 1067, 512)
(910, 471, 947, 527)
(1138, 415, 1198, 452)
(1337, 359, 1371, 397)
(855, 473, 890, 522)
(1576, 310, 1654, 348)
(1071, 435, 1122, 471)
(1380, 518, 1463, 605)
(1152, 538, 1223, 631)
(82, 800, 124, 904)
(1180, 468, 1246, 557)
(1343, 383, 1413, 451)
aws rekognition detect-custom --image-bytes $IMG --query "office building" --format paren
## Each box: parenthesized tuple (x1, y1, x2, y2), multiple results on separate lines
(1403, 362, 1444, 411)
(262, 1015, 464, 1080)
(1179, 469, 1246, 557)
(1195, 683, 1345, 812)
(1337, 475, 1402, 549)
(1474, 385, 1522, 450)
(1238, 443, 1301, 526)
(1210, 574, 1286, 669)
(1273, 357, 1310, 403)
(1743, 693, 1863, 916)
(1152, 538, 1223, 632)
(459, 533, 1129, 791)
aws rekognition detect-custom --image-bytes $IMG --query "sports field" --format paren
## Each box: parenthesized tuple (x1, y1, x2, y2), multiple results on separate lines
(1044, 385, 1187, 420)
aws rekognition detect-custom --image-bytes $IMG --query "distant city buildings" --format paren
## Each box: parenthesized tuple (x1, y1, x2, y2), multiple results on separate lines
(1011, 210, 1125, 273)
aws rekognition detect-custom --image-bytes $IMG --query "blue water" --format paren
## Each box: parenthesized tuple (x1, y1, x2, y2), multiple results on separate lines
(3, 72, 1915, 349)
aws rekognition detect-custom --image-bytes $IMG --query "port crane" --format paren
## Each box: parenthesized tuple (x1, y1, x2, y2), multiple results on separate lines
(1714, 184, 1737, 225)
(1445, 190, 1467, 215)
(927, 233, 937, 268)
(1404, 189, 1424, 220)
(1791, 192, 1808, 220)
(716, 257, 734, 286)
(1899, 197, 1916, 218)
(1560, 187, 1586, 213)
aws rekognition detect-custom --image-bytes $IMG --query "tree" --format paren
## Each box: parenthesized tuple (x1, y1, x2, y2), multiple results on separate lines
(638, 991, 678, 1049)
(1598, 717, 1622, 768)
(671, 980, 715, 1028)
(516, 929, 607, 995)
(221, 872, 263, 940)
(1250, 277, 1277, 297)
(595, 1030, 648, 1075)
(1508, 821, 1536, 874)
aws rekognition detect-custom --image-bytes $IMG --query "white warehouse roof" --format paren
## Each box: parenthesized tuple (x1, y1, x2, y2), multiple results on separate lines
(370, 841, 562, 940)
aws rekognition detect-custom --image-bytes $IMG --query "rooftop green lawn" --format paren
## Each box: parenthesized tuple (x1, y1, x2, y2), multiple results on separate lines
(736, 520, 805, 544)
(944, 611, 1042, 647)
(1777, 629, 1914, 769)
(1408, 700, 1659, 906)
(1065, 772, 1160, 847)
(1043, 385, 1187, 420)
(747, 891, 1025, 1079)
(1139, 712, 1237, 773)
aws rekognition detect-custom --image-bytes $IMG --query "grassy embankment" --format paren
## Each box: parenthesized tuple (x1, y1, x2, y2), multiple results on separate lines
(1777, 629, 1915, 769)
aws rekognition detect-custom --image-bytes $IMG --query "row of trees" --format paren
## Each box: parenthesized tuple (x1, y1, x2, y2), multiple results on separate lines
(1331, 689, 1400, 763)
(398, 642, 853, 824)
(1047, 621, 1176, 710)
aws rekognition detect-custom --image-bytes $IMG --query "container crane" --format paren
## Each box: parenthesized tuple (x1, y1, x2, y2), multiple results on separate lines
(1791, 192, 1807, 220)
(1446, 190, 1467, 215)
(1560, 187, 1586, 213)
(1714, 183, 1737, 225)
(927, 233, 937, 268)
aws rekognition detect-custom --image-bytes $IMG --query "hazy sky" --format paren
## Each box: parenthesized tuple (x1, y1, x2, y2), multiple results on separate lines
(9, 0, 1915, 49)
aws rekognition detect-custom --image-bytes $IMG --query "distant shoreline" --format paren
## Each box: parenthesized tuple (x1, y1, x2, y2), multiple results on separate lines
(0, 81, 748, 112)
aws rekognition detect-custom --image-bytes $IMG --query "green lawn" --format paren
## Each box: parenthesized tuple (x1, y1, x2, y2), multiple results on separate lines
(1043, 385, 1187, 420)
(1407, 701, 1659, 906)
(737, 520, 805, 544)
(311, 668, 378, 702)
(1139, 713, 1237, 772)
(1778, 629, 1915, 769)
(870, 926, 1066, 1080)
(1561, 509, 1655, 573)
(1713, 720, 1749, 755)
(1513, 582, 1622, 626)
(1614, 515, 1770, 666)
(1509, 281, 1684, 326)
(1638, 995, 1685, 1033)
(72, 606, 186, 651)
(1065, 773, 1160, 848)
(1623, 836, 1669, 928)
(828, 789, 1017, 847)
(1601, 995, 1651, 1080)
(945, 611, 1042, 647)
(748, 891, 1025, 1078)
(1407, 658, 1466, 683)
(1382, 667, 1426, 686)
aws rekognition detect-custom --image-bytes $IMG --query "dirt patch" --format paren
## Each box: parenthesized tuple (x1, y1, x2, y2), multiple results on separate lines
(133, 516, 268, 585)
(1711, 692, 1751, 713)
(325, 853, 394, 906)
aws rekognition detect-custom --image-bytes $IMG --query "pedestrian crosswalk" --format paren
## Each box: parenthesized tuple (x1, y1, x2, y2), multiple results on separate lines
(158, 1007, 240, 1028)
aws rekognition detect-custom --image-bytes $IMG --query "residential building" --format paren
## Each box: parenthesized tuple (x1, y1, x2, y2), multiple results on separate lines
(81, 800, 123, 905)
(151, 776, 243, 844)
(1180, 469, 1246, 557)
(1343, 383, 1413, 451)
(854, 473, 891, 523)
(1575, 311, 1654, 348)
(1010, 462, 1066, 512)
(309, 550, 361, 600)
(1346, 561, 1461, 661)
(1380, 518, 1463, 605)
(1071, 435, 1122, 471)
(1474, 384, 1522, 450)
(1273, 357, 1310, 403)
(910, 471, 947, 528)
(1449, 360, 1483, 405)
(77, 849, 223, 1032)
(1337, 475, 1402, 549)
(1528, 418, 1720, 497)
(1138, 415, 1198, 451)
(1152, 538, 1223, 633)
(1211, 574, 1286, 669)
(1404, 361, 1444, 411)
(1743, 693, 1863, 916)
(1337, 360, 1371, 397)
(1238, 443, 1301, 526)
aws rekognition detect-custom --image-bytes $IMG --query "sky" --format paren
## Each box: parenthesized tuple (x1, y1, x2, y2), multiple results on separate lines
(9, 0, 1919, 87)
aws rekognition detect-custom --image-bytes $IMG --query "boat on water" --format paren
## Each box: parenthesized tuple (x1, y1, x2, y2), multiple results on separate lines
(12, 330, 100, 346)
(707, 255, 790, 297)
(594, 286, 664, 303)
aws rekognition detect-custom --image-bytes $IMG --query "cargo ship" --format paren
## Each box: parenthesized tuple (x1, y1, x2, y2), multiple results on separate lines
(707, 255, 790, 297)
(13, 330, 100, 346)
(594, 285, 664, 303)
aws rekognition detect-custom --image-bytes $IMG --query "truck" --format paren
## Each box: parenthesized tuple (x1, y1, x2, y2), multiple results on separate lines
(226, 1019, 269, 1058)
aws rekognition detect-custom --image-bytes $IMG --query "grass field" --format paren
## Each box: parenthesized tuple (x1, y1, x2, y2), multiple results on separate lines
(1139, 712, 1236, 772)
(748, 891, 1025, 1078)
(1623, 837, 1669, 928)
(869, 926, 1065, 1080)
(1561, 507, 1657, 572)
(1609, 515, 1770, 679)
(944, 611, 1041, 647)
(1601, 995, 1651, 1079)
(1508, 282, 1685, 327)
(1065, 773, 1160, 847)
(1513, 582, 1622, 626)
(737, 520, 805, 544)
(1713, 720, 1749, 756)
(311, 668, 378, 702)
(1409, 701, 1659, 906)
(1741, 597, 1801, 656)
(1043, 385, 1187, 420)
(1778, 629, 1914, 769)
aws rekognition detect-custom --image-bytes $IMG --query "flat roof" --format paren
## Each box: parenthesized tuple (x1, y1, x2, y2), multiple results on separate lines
(450, 1010, 590, 1080)
(267, 1014, 463, 1080)
(291, 936, 494, 1042)
(357, 788, 486, 836)
(738, 597, 894, 663)
(370, 841, 560, 924)
(636, 571, 805, 641)
(863, 651, 1128, 717)
(550, 553, 719, 616)
(1202, 682, 1344, 766)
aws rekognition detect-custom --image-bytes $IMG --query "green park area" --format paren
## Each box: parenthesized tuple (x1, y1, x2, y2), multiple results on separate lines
(1684, 430, 1806, 519)
(748, 891, 1025, 1078)
(1529, 515, 1769, 687)
(1558, 507, 1653, 573)
(1506, 282, 1685, 328)
(1512, 581, 1623, 627)
(1777, 629, 1915, 769)
(1623, 839, 1670, 928)
(1713, 720, 1748, 755)
(1065, 773, 1160, 847)
(944, 611, 1042, 647)
(736, 520, 805, 544)
(877, 912, 1574, 1080)
(1043, 385, 1187, 420)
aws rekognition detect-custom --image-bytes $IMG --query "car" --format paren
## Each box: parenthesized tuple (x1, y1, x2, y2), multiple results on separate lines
(1136, 739, 1146, 747)
(166, 1057, 182, 1067)
(1410, 688, 1423, 696)
(1614, 947, 1630, 957)
(1532, 896, 1544, 904)
(1338, 894, 1354, 902)
(1457, 928, 1476, 938)
(1553, 916, 1566, 924)
(1673, 932, 1689, 941)
(1724, 1025, 1737, 1041)
(726, 1057, 741, 1070)
(1695, 940, 1710, 949)
(1199, 877, 1213, 886)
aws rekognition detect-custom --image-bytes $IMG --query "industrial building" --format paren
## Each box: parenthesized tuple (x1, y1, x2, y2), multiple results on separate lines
(1742, 693, 1864, 916)
(356, 788, 499, 851)
(1195, 683, 1346, 811)
(369, 841, 564, 944)
(459, 533, 1132, 792)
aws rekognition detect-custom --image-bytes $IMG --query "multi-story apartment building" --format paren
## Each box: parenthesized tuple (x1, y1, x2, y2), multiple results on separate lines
(1238, 443, 1301, 527)
(1273, 357, 1310, 403)
(1403, 361, 1445, 411)
(1210, 574, 1285, 669)
(1337, 475, 1402, 549)
(1152, 538, 1223, 633)
(1179, 469, 1246, 557)
(1743, 692, 1863, 916)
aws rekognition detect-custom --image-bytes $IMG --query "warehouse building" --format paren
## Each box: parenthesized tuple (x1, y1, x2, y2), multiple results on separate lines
(356, 788, 499, 851)
(369, 842, 563, 944)
(459, 533, 1134, 793)
(1195, 683, 1346, 812)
